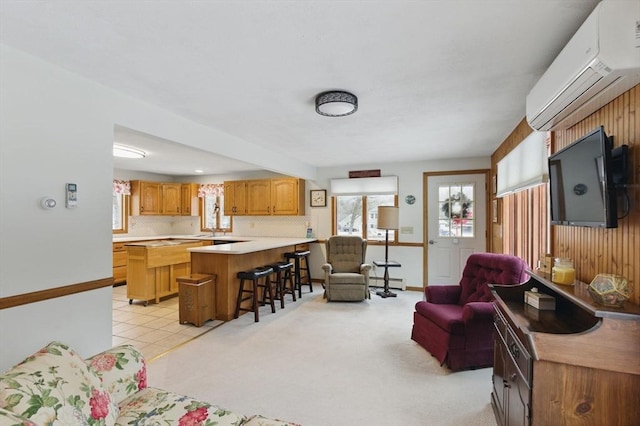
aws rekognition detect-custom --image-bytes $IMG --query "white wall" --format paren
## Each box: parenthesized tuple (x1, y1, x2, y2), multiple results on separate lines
(0, 43, 490, 371)
(0, 44, 312, 371)
(312, 159, 490, 288)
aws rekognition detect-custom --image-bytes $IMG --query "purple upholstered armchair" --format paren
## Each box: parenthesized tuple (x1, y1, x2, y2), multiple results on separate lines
(411, 253, 528, 371)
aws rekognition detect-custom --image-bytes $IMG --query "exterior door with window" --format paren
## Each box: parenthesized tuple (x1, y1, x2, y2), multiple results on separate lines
(426, 172, 487, 285)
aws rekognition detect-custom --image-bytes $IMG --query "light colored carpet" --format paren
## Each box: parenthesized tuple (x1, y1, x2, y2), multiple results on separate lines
(147, 285, 498, 426)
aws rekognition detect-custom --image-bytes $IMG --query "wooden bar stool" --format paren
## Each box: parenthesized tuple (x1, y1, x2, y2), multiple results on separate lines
(234, 266, 274, 322)
(278, 261, 297, 302)
(177, 274, 216, 327)
(265, 261, 296, 307)
(284, 250, 312, 298)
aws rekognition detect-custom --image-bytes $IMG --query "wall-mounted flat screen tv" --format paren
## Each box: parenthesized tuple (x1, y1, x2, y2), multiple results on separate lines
(548, 126, 618, 228)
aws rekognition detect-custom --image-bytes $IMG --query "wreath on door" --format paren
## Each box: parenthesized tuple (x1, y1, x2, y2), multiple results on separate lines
(441, 192, 471, 219)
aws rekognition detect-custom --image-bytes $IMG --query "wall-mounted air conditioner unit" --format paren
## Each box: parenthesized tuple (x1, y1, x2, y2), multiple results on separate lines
(526, 1, 640, 131)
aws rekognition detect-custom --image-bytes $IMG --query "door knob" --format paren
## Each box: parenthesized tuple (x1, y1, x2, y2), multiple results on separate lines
(428, 240, 437, 245)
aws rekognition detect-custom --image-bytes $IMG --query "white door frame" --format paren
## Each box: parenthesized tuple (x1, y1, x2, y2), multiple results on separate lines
(422, 169, 491, 288)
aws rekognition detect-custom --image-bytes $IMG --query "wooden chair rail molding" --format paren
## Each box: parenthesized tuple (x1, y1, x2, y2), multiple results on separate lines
(0, 277, 114, 310)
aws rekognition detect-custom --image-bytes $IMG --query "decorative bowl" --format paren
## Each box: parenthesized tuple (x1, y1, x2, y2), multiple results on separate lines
(588, 274, 630, 307)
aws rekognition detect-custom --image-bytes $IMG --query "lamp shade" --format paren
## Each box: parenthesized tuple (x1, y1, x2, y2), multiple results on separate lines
(315, 91, 358, 117)
(377, 206, 399, 230)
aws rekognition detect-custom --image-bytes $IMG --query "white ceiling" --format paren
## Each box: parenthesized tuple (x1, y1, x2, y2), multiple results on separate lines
(0, 0, 601, 177)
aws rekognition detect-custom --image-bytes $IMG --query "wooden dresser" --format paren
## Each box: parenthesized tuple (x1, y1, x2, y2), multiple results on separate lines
(490, 270, 640, 426)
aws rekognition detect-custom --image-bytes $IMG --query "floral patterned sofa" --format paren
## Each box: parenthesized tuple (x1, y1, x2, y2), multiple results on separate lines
(0, 341, 298, 426)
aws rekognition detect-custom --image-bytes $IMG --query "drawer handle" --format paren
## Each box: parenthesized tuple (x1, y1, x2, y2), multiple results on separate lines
(509, 342, 520, 359)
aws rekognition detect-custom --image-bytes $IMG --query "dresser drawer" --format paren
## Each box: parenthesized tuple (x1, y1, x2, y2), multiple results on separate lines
(493, 306, 507, 342)
(506, 327, 531, 385)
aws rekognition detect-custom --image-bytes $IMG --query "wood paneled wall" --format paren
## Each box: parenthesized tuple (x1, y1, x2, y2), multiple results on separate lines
(491, 85, 639, 306)
(553, 85, 639, 305)
(490, 119, 549, 269)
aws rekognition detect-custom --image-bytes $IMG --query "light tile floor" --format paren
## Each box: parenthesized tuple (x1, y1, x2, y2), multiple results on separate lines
(112, 285, 224, 361)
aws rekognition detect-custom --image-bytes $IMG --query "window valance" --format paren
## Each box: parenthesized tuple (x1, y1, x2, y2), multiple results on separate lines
(330, 176, 398, 196)
(198, 183, 224, 197)
(113, 180, 130, 195)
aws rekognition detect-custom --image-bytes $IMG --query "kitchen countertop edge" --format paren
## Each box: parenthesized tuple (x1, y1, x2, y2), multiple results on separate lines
(188, 237, 317, 255)
(113, 235, 317, 255)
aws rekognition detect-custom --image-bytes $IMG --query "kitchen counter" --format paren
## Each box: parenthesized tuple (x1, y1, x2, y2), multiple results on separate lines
(113, 234, 250, 243)
(188, 237, 316, 320)
(125, 239, 209, 305)
(187, 237, 317, 254)
(125, 239, 206, 247)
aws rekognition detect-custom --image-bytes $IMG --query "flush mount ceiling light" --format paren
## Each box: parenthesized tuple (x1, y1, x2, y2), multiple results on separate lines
(113, 144, 146, 159)
(315, 90, 358, 117)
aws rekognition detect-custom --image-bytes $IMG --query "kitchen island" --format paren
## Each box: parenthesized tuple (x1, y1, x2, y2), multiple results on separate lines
(126, 239, 210, 305)
(188, 237, 316, 320)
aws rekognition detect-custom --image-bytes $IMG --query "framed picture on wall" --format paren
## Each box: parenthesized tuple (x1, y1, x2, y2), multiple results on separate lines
(310, 189, 327, 207)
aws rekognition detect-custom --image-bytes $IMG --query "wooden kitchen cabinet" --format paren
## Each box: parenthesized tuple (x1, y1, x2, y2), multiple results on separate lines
(228, 177, 304, 216)
(130, 180, 197, 216)
(224, 180, 247, 216)
(130, 181, 161, 215)
(181, 183, 198, 216)
(247, 179, 271, 215)
(490, 271, 640, 425)
(112, 242, 128, 285)
(161, 183, 182, 215)
(271, 177, 304, 215)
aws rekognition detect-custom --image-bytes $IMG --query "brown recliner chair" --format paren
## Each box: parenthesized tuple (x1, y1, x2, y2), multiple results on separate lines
(411, 252, 528, 371)
(322, 236, 372, 301)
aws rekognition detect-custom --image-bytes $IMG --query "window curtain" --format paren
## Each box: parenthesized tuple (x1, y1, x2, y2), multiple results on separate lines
(496, 132, 549, 197)
(113, 180, 130, 195)
(330, 176, 398, 195)
(198, 183, 224, 197)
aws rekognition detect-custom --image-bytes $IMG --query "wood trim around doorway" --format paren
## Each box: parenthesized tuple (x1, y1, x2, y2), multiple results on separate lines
(422, 169, 491, 288)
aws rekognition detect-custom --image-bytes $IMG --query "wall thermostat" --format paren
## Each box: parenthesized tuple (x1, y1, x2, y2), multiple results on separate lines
(66, 183, 78, 208)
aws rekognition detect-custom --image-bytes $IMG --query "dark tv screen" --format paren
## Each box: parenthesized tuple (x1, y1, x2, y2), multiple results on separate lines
(548, 126, 617, 228)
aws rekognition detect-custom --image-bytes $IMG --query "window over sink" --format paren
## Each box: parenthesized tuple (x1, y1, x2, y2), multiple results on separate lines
(199, 185, 232, 233)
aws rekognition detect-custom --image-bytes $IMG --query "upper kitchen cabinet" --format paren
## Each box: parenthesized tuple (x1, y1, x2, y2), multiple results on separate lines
(224, 180, 248, 216)
(181, 183, 199, 216)
(247, 179, 271, 215)
(130, 180, 197, 216)
(227, 177, 305, 216)
(162, 183, 181, 215)
(271, 178, 304, 216)
(130, 181, 161, 215)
